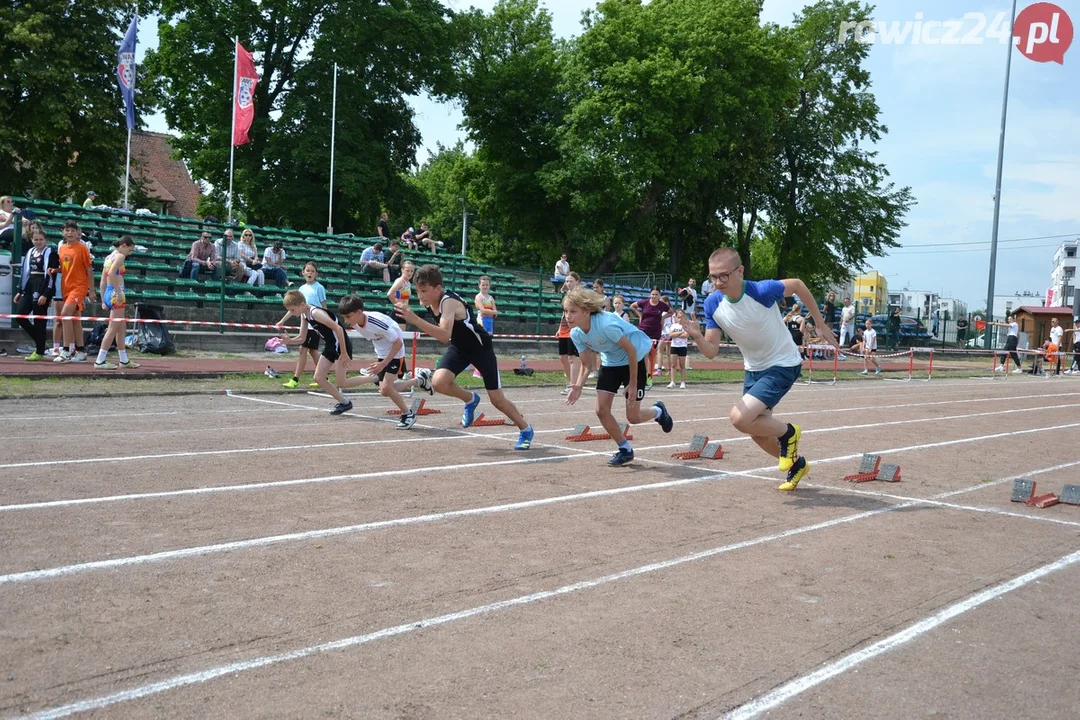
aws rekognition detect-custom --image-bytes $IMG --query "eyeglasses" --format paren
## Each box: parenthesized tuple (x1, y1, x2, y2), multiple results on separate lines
(709, 266, 742, 284)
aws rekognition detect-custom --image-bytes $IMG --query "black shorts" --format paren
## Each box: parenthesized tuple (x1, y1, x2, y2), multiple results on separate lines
(558, 337, 579, 357)
(596, 360, 649, 402)
(376, 357, 405, 382)
(321, 333, 353, 364)
(302, 328, 320, 350)
(671, 346, 687, 357)
(438, 341, 501, 391)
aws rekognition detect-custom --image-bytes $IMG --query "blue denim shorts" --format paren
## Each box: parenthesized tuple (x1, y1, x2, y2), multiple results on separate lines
(743, 364, 802, 409)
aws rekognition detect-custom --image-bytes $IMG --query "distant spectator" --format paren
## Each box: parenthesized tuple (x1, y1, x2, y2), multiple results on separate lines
(0, 195, 32, 248)
(376, 212, 390, 241)
(629, 287, 671, 387)
(237, 229, 265, 286)
(262, 239, 290, 287)
(701, 276, 714, 297)
(385, 239, 403, 279)
(592, 279, 611, 311)
(822, 291, 837, 329)
(839, 296, 856, 346)
(82, 190, 97, 209)
(679, 278, 698, 320)
(360, 241, 391, 283)
(415, 222, 443, 252)
(400, 226, 418, 250)
(553, 253, 570, 283)
(180, 229, 220, 281)
(886, 307, 902, 350)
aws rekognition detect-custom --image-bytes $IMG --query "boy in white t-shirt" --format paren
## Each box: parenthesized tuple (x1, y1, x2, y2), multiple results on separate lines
(666, 319, 689, 389)
(860, 318, 882, 375)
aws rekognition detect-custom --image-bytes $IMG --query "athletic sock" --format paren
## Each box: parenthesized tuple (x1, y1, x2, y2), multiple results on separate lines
(118, 349, 129, 363)
(76, 345, 84, 353)
(618, 440, 632, 452)
(779, 423, 795, 441)
(96, 350, 108, 364)
(292, 375, 299, 382)
(653, 406, 663, 420)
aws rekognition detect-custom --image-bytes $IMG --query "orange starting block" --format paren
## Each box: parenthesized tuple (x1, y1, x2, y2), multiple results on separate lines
(566, 424, 632, 442)
(387, 398, 442, 416)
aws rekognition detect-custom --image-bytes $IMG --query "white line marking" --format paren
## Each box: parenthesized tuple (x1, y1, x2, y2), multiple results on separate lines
(722, 547, 1080, 720)
(23, 504, 909, 720)
(0, 406, 305, 422)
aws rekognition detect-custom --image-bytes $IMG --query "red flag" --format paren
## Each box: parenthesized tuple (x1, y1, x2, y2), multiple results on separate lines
(233, 41, 259, 146)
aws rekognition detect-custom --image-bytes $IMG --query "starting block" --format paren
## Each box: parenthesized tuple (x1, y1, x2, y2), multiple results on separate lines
(1010, 478, 1036, 503)
(1010, 478, 1080, 509)
(842, 454, 882, 483)
(387, 397, 442, 416)
(670, 435, 724, 460)
(565, 424, 633, 442)
(471, 412, 509, 427)
(1060, 485, 1080, 506)
(875, 463, 902, 483)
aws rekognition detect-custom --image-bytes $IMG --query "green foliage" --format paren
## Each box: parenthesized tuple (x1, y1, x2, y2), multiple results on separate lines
(0, 1, 132, 201)
(141, 0, 455, 231)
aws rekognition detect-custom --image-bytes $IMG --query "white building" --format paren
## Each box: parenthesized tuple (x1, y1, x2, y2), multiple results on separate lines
(992, 291, 1044, 320)
(1048, 238, 1078, 311)
(886, 290, 938, 320)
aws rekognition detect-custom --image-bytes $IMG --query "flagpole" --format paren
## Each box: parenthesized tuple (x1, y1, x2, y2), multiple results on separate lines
(327, 62, 338, 235)
(123, 127, 132, 210)
(227, 36, 239, 224)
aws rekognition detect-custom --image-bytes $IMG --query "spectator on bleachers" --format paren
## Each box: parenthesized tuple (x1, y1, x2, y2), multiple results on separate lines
(237, 229, 266, 286)
(360, 241, 392, 283)
(553, 253, 570, 290)
(415, 222, 443, 252)
(180, 229, 220, 281)
(386, 239, 403, 279)
(592, 279, 611, 311)
(377, 212, 390, 242)
(0, 196, 33, 248)
(679, 278, 698, 320)
(400, 226, 418, 250)
(701, 276, 714, 297)
(82, 191, 97, 209)
(262, 239, 290, 287)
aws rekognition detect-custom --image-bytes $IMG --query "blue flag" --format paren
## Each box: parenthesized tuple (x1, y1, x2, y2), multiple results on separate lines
(116, 17, 137, 130)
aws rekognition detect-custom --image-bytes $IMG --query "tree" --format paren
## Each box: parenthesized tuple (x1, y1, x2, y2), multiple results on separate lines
(0, 1, 132, 202)
(141, 0, 454, 231)
(765, 0, 915, 285)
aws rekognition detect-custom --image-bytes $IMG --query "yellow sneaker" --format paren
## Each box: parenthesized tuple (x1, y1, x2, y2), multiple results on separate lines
(778, 457, 809, 491)
(308, 381, 321, 388)
(778, 424, 801, 471)
(282, 378, 299, 389)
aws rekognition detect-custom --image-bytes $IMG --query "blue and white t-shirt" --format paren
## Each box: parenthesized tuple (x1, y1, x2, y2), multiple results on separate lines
(300, 281, 327, 309)
(703, 280, 802, 371)
(349, 310, 404, 359)
(571, 312, 653, 367)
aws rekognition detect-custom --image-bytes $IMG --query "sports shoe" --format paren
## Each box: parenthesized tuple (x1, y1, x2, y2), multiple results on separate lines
(435, 240, 444, 247)
(653, 400, 673, 433)
(667, 381, 676, 388)
(462, 391, 481, 428)
(587, 370, 598, 379)
(607, 447, 635, 467)
(53, 351, 71, 363)
(44, 347, 60, 357)
(778, 424, 801, 472)
(838, 354, 847, 361)
(472, 369, 483, 379)
(309, 381, 321, 388)
(995, 365, 1005, 372)
(860, 369, 868, 375)
(560, 385, 571, 396)
(282, 378, 299, 389)
(514, 425, 534, 450)
(874, 368, 881, 376)
(679, 382, 686, 389)
(119, 360, 140, 369)
(396, 411, 417, 430)
(778, 456, 809, 491)
(71, 351, 88, 363)
(1011, 368, 1023, 374)
(94, 361, 118, 369)
(24, 352, 44, 362)
(645, 377, 653, 390)
(329, 400, 354, 416)
(415, 367, 434, 395)
(265, 365, 281, 378)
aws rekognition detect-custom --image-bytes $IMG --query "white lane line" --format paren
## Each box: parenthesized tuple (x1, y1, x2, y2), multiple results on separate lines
(25, 461, 1068, 720)
(0, 407, 306, 422)
(21, 505, 913, 719)
(722, 547, 1080, 720)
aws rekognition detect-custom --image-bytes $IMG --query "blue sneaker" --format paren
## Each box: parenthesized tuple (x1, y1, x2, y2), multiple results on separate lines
(462, 391, 482, 428)
(607, 447, 635, 467)
(514, 425, 534, 451)
(653, 401, 673, 433)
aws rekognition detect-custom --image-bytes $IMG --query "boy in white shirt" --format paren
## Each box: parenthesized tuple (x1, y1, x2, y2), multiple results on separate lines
(860, 318, 882, 375)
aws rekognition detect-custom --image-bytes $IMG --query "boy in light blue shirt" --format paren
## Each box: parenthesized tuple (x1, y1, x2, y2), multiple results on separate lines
(564, 288, 674, 466)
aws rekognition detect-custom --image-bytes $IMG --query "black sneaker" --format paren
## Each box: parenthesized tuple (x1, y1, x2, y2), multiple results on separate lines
(396, 411, 417, 430)
(653, 401, 673, 433)
(607, 448, 635, 467)
(330, 400, 354, 416)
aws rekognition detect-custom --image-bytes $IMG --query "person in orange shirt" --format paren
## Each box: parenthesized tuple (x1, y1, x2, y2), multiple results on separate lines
(54, 220, 96, 363)
(556, 272, 581, 395)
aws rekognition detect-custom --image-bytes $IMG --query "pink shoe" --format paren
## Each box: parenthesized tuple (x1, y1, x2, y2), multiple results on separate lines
(472, 369, 483, 378)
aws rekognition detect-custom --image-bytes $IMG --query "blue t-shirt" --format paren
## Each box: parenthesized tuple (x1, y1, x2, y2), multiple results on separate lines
(570, 312, 654, 367)
(703, 279, 802, 371)
(360, 247, 384, 263)
(300, 281, 327, 309)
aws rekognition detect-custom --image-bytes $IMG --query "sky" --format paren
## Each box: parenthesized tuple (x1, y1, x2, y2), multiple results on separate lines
(139, 0, 1080, 310)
